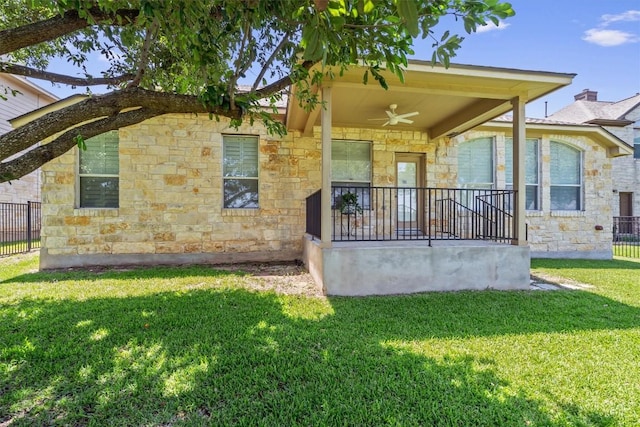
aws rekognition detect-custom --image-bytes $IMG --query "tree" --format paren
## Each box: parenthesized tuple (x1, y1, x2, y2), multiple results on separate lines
(0, 0, 514, 183)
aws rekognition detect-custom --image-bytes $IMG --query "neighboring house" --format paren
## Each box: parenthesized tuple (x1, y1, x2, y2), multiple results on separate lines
(548, 89, 640, 221)
(10, 61, 632, 295)
(0, 74, 58, 203)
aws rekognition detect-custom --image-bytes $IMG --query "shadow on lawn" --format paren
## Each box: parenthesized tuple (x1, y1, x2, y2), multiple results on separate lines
(532, 257, 640, 270)
(2, 278, 635, 425)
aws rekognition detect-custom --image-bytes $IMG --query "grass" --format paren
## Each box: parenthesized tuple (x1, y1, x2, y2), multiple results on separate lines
(1, 253, 639, 426)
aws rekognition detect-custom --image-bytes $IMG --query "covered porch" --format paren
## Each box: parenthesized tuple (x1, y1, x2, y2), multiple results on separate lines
(303, 185, 529, 295)
(288, 61, 575, 295)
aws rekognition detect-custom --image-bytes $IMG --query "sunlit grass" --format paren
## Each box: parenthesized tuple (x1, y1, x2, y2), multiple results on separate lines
(1, 254, 639, 425)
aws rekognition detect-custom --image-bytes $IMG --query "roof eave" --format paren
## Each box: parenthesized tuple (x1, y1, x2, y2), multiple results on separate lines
(479, 120, 633, 158)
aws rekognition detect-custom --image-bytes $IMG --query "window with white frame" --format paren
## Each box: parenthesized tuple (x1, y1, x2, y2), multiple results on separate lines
(78, 131, 119, 208)
(550, 141, 583, 210)
(457, 137, 494, 189)
(505, 138, 540, 210)
(331, 140, 371, 209)
(223, 135, 259, 208)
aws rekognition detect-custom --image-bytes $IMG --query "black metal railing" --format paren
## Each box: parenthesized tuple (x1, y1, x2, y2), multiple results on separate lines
(613, 216, 640, 258)
(0, 201, 41, 256)
(305, 187, 517, 244)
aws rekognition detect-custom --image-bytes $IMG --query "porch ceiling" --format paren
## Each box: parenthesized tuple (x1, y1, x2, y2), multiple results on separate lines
(286, 60, 575, 139)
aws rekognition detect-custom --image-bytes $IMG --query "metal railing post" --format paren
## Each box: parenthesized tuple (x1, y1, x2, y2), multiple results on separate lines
(27, 201, 32, 251)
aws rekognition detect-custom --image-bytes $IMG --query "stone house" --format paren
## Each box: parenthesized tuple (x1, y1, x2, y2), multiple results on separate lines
(11, 62, 631, 295)
(548, 90, 640, 221)
(0, 74, 58, 204)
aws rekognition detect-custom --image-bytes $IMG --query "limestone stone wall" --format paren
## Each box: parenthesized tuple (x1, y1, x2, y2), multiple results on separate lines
(40, 114, 612, 267)
(41, 116, 451, 267)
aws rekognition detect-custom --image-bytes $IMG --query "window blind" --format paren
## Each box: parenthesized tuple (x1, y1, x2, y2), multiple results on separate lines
(458, 137, 493, 186)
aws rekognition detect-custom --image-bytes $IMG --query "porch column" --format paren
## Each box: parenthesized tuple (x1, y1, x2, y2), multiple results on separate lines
(320, 86, 333, 247)
(511, 96, 527, 245)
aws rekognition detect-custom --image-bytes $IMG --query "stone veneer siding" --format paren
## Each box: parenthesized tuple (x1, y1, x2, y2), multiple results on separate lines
(40, 114, 612, 268)
(40, 114, 457, 268)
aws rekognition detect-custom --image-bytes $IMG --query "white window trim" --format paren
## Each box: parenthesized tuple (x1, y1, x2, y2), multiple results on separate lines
(76, 131, 119, 209)
(222, 134, 260, 209)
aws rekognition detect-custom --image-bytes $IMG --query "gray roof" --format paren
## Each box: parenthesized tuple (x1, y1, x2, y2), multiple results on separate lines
(492, 115, 598, 126)
(548, 93, 640, 124)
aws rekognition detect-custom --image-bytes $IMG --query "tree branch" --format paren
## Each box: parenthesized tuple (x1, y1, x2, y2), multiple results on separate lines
(126, 21, 158, 89)
(0, 62, 134, 86)
(0, 7, 139, 56)
(252, 32, 291, 91)
(228, 20, 253, 110)
(0, 87, 243, 161)
(0, 108, 159, 183)
(254, 60, 315, 99)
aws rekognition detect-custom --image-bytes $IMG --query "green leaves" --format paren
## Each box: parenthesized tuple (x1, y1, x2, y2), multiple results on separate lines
(301, 26, 324, 61)
(74, 134, 86, 151)
(396, 0, 420, 37)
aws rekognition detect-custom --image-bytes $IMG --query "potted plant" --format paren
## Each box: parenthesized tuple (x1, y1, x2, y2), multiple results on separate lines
(339, 191, 363, 215)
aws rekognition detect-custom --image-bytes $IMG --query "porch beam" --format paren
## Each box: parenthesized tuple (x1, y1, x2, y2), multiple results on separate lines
(429, 98, 508, 139)
(320, 86, 333, 247)
(302, 102, 322, 137)
(511, 96, 527, 246)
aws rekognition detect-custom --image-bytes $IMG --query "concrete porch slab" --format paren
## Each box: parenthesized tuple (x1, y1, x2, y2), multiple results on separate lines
(303, 235, 530, 296)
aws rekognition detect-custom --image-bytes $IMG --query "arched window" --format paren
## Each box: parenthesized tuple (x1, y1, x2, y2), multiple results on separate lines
(550, 141, 582, 210)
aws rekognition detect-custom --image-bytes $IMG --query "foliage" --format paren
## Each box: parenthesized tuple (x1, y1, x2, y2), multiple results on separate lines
(1, 255, 639, 425)
(0, 0, 514, 182)
(339, 191, 363, 214)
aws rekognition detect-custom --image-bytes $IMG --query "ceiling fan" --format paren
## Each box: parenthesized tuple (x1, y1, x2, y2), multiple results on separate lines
(368, 104, 419, 127)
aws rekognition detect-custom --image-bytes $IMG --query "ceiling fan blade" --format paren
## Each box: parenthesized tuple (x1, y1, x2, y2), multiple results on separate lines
(368, 118, 389, 121)
(396, 117, 415, 124)
(396, 111, 419, 119)
(385, 110, 394, 119)
(381, 120, 390, 127)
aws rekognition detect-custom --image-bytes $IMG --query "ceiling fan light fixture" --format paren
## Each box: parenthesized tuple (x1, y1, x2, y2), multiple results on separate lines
(368, 104, 419, 127)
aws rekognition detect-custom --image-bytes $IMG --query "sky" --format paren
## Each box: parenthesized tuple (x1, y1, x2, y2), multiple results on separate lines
(38, 0, 640, 120)
(411, 0, 640, 118)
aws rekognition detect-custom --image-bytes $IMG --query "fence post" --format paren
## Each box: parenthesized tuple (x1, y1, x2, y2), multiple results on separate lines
(27, 201, 32, 251)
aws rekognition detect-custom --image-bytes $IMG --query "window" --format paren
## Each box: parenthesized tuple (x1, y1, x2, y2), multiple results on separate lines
(634, 123, 640, 159)
(550, 141, 582, 210)
(331, 140, 371, 208)
(505, 138, 540, 210)
(458, 137, 494, 189)
(223, 135, 259, 208)
(78, 131, 119, 208)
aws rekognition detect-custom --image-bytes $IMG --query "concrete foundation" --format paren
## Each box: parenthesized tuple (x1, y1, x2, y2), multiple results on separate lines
(39, 248, 301, 270)
(303, 235, 530, 296)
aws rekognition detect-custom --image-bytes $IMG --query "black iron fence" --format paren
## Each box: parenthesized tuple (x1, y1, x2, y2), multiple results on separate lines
(613, 216, 640, 258)
(306, 186, 517, 244)
(0, 201, 41, 256)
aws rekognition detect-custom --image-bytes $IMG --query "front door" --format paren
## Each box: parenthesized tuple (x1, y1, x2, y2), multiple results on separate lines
(396, 153, 424, 233)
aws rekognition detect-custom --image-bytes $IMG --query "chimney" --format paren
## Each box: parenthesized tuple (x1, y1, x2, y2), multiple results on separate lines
(574, 89, 598, 101)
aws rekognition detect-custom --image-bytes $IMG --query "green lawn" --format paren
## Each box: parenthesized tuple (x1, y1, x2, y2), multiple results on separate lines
(1, 254, 639, 426)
